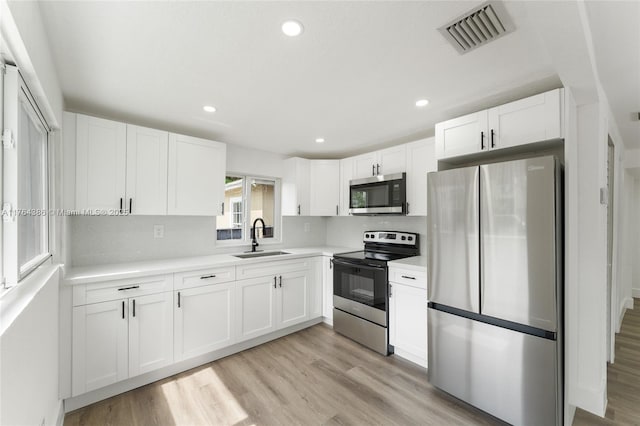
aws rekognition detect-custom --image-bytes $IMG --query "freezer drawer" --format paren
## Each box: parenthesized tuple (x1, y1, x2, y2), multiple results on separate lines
(427, 308, 560, 426)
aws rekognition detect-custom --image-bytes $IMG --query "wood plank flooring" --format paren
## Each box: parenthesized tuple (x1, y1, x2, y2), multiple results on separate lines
(66, 302, 640, 426)
(64, 324, 503, 426)
(574, 298, 640, 426)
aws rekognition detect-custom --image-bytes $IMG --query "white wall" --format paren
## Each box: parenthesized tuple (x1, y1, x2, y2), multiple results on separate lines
(0, 268, 61, 426)
(0, 2, 65, 425)
(325, 216, 427, 255)
(68, 215, 327, 266)
(633, 175, 640, 298)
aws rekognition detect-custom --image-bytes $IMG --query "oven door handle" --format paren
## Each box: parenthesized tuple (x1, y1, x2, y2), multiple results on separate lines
(332, 258, 387, 271)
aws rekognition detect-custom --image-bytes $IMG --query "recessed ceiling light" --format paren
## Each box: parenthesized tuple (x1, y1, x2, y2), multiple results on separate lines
(415, 99, 430, 107)
(282, 20, 304, 37)
(315, 138, 325, 143)
(203, 105, 216, 113)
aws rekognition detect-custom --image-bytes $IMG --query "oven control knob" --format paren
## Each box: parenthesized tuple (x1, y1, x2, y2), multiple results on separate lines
(365, 234, 370, 238)
(401, 236, 406, 241)
(408, 236, 413, 241)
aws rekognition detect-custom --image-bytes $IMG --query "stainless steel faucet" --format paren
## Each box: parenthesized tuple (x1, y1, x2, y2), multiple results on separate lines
(251, 218, 266, 252)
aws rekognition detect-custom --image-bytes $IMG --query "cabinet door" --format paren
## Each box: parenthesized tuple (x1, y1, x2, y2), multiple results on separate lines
(237, 277, 277, 341)
(76, 115, 127, 211)
(488, 89, 562, 150)
(405, 138, 436, 216)
(435, 110, 488, 160)
(339, 158, 354, 216)
(125, 125, 168, 215)
(174, 283, 235, 361)
(167, 133, 226, 215)
(309, 160, 340, 216)
(72, 299, 128, 396)
(389, 283, 428, 367)
(282, 157, 310, 216)
(322, 256, 334, 322)
(278, 270, 309, 328)
(377, 145, 406, 175)
(128, 292, 173, 377)
(352, 152, 378, 178)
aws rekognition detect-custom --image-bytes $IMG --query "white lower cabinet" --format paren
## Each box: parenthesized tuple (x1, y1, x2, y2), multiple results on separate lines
(237, 266, 315, 342)
(174, 282, 236, 361)
(72, 292, 173, 396)
(389, 266, 428, 368)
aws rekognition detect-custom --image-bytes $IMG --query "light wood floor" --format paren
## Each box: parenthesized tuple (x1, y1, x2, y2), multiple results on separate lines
(64, 324, 504, 426)
(574, 298, 640, 426)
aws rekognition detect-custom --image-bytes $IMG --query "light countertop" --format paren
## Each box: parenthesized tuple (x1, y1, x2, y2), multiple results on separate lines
(64, 246, 357, 286)
(388, 255, 427, 272)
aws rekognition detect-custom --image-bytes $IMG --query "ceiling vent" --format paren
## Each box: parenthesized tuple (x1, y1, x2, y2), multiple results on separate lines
(438, 1, 515, 54)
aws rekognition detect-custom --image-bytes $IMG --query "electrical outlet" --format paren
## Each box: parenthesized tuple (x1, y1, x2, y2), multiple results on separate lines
(304, 222, 310, 232)
(153, 224, 165, 239)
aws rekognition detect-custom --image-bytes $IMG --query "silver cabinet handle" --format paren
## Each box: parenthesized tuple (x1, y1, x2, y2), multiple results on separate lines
(200, 274, 217, 279)
(401, 275, 416, 280)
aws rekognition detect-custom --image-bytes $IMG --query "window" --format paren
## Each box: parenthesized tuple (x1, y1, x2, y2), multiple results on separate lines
(2, 65, 51, 286)
(216, 175, 280, 244)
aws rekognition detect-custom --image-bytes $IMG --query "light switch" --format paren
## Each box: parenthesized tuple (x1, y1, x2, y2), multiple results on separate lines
(154, 224, 165, 238)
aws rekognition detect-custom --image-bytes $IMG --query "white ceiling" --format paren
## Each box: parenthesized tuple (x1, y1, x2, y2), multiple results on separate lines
(37, 1, 636, 157)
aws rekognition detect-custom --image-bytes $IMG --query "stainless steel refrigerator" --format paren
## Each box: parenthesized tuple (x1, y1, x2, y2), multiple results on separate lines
(427, 156, 562, 426)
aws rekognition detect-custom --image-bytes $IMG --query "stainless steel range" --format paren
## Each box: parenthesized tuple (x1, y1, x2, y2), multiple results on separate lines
(333, 231, 419, 355)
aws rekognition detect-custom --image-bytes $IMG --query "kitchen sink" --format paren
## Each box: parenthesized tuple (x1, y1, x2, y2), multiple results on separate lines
(233, 251, 291, 259)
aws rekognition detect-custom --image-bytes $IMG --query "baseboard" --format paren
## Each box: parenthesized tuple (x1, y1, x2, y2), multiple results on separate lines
(63, 317, 322, 413)
(633, 288, 640, 298)
(322, 316, 333, 326)
(392, 347, 427, 369)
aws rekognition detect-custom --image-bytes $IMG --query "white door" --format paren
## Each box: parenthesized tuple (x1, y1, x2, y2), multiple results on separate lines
(75, 114, 127, 211)
(128, 292, 174, 377)
(389, 283, 428, 367)
(322, 256, 334, 322)
(72, 299, 128, 396)
(309, 160, 340, 216)
(488, 89, 562, 150)
(435, 110, 488, 160)
(167, 133, 226, 215)
(405, 138, 437, 216)
(125, 124, 169, 215)
(377, 145, 406, 175)
(174, 283, 236, 361)
(237, 277, 277, 341)
(339, 158, 354, 216)
(278, 270, 309, 328)
(352, 152, 378, 178)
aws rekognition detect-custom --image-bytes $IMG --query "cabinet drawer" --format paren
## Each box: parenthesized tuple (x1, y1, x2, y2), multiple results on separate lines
(389, 267, 427, 290)
(236, 258, 311, 280)
(174, 266, 236, 290)
(73, 274, 173, 306)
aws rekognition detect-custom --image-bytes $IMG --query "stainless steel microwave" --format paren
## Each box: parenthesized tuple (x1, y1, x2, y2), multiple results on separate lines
(349, 173, 406, 215)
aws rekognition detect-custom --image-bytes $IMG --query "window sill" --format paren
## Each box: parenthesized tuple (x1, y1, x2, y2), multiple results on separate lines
(0, 262, 60, 336)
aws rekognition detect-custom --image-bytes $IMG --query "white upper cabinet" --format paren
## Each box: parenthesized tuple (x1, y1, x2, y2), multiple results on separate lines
(435, 89, 563, 161)
(309, 160, 340, 216)
(282, 157, 310, 216)
(74, 113, 225, 216)
(167, 133, 226, 216)
(351, 145, 407, 179)
(488, 89, 562, 150)
(339, 158, 354, 216)
(405, 137, 436, 216)
(352, 152, 379, 179)
(125, 125, 168, 215)
(76, 115, 127, 211)
(435, 110, 488, 160)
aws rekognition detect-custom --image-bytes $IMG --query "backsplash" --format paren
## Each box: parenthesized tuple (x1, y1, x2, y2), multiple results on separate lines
(325, 216, 427, 256)
(69, 215, 327, 266)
